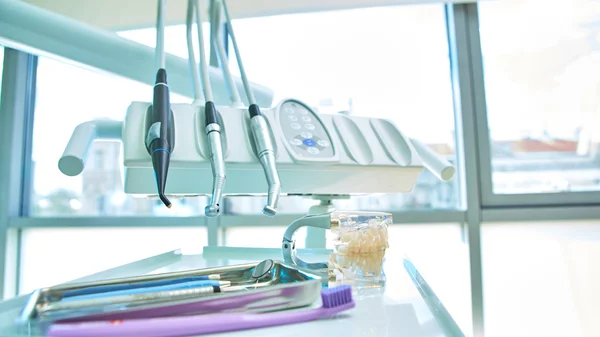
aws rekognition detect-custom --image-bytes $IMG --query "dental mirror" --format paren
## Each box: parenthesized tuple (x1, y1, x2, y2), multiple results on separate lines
(251, 259, 274, 280)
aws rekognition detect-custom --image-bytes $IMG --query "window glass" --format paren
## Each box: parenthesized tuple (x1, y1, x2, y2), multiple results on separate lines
(227, 5, 460, 213)
(479, 0, 600, 194)
(31, 25, 210, 216)
(482, 220, 600, 337)
(19, 227, 207, 294)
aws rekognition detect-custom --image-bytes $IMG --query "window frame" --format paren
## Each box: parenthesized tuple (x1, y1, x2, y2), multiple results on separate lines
(3, 3, 600, 337)
(0, 48, 37, 299)
(472, 2, 600, 209)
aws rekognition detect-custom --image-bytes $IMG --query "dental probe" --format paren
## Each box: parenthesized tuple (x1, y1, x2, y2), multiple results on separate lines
(146, 0, 173, 208)
(220, 0, 282, 216)
(188, 0, 226, 216)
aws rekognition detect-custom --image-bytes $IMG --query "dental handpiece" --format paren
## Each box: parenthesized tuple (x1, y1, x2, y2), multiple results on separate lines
(145, 69, 174, 208)
(249, 104, 281, 216)
(204, 102, 226, 217)
(218, 0, 281, 216)
(189, 0, 226, 216)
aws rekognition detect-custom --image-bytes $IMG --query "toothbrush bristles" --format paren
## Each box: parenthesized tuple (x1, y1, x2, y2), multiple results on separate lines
(320, 285, 353, 308)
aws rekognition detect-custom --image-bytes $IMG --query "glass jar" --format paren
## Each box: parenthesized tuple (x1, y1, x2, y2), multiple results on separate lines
(328, 211, 391, 288)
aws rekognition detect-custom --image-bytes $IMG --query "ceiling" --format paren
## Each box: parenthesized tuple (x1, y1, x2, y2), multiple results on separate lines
(22, 0, 472, 31)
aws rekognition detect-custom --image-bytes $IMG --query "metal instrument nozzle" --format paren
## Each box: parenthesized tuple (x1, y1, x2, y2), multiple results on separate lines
(205, 123, 226, 217)
(259, 151, 281, 216)
(249, 114, 281, 216)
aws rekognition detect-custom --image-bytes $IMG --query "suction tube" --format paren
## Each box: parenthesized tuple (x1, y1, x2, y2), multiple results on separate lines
(220, 0, 281, 216)
(146, 69, 174, 208)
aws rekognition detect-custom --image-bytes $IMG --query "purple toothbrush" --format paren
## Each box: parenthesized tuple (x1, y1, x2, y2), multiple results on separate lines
(47, 285, 355, 337)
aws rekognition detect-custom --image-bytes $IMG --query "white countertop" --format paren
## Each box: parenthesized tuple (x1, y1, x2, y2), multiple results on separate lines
(0, 248, 465, 337)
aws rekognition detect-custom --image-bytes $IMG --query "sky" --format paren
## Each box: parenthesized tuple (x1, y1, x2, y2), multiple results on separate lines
(26, 0, 600, 196)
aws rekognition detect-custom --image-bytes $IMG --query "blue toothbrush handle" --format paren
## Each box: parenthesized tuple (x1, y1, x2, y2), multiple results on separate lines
(63, 276, 214, 297)
(61, 280, 221, 302)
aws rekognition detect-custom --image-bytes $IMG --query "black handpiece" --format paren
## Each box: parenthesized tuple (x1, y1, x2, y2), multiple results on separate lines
(146, 68, 175, 208)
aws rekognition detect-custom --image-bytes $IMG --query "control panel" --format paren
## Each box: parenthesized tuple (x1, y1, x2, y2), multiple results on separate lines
(276, 99, 338, 163)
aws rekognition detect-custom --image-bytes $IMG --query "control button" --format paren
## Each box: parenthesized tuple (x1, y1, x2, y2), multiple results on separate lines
(299, 110, 309, 115)
(305, 124, 315, 130)
(290, 123, 301, 130)
(300, 132, 313, 139)
(291, 138, 302, 146)
(317, 140, 330, 147)
(288, 115, 298, 122)
(301, 116, 312, 122)
(303, 139, 317, 147)
(307, 147, 320, 154)
(284, 108, 295, 114)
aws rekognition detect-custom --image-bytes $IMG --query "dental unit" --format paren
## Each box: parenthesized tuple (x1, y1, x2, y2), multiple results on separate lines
(34, 0, 456, 218)
(2, 1, 471, 334)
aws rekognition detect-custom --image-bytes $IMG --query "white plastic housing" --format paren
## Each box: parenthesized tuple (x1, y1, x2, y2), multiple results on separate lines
(59, 99, 455, 197)
(122, 98, 443, 196)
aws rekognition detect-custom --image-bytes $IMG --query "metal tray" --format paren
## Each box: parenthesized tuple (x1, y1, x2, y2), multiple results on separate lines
(19, 260, 322, 324)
